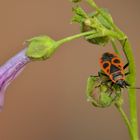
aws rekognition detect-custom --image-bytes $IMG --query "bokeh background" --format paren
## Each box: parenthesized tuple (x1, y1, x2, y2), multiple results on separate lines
(0, 0, 140, 140)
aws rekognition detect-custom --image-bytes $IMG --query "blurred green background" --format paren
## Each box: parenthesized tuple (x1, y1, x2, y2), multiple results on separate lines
(0, 0, 140, 140)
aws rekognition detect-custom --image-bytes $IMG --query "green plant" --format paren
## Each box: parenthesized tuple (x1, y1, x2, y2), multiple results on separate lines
(0, 1, 138, 140)
(26, 1, 139, 139)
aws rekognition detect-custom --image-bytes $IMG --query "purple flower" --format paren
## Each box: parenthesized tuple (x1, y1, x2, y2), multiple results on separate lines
(0, 48, 31, 111)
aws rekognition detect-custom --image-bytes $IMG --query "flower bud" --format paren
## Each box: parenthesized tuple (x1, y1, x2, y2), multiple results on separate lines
(26, 36, 58, 60)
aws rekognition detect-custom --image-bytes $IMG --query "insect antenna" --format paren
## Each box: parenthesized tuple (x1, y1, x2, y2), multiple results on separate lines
(129, 87, 140, 90)
(125, 81, 140, 89)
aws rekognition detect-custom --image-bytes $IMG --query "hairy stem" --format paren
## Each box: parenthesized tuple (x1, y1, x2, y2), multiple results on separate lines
(111, 39, 120, 57)
(115, 103, 133, 140)
(86, 0, 139, 139)
(120, 39, 139, 140)
(111, 40, 134, 140)
(56, 31, 94, 47)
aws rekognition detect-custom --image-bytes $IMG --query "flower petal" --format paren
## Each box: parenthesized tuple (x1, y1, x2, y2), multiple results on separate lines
(0, 48, 31, 110)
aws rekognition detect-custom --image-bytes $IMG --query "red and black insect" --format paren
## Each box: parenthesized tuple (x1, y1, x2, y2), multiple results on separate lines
(99, 52, 129, 88)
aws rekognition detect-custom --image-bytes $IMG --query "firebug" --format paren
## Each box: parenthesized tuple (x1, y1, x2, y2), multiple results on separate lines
(99, 52, 129, 88)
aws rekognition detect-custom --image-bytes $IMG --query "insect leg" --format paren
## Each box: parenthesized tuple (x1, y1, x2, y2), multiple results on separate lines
(108, 82, 114, 96)
(124, 81, 130, 87)
(122, 38, 131, 74)
(101, 79, 112, 84)
(98, 71, 108, 77)
(122, 38, 127, 48)
(125, 72, 130, 76)
(123, 63, 129, 69)
(90, 75, 98, 78)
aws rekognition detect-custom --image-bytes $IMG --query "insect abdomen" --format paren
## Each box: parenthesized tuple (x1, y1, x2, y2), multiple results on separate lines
(110, 71, 125, 83)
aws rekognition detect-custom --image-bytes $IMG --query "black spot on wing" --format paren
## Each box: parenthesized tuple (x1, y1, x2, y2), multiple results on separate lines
(113, 59, 120, 64)
(103, 63, 109, 69)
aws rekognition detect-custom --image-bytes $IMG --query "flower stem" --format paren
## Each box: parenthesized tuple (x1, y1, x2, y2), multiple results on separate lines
(120, 39, 139, 140)
(115, 103, 133, 140)
(56, 31, 95, 47)
(111, 39, 120, 57)
(85, 0, 139, 139)
(111, 41, 134, 140)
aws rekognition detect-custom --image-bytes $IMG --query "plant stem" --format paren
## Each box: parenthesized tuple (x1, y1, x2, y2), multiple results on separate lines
(120, 39, 139, 140)
(86, 0, 139, 139)
(115, 103, 133, 140)
(56, 30, 94, 47)
(111, 39, 120, 56)
(112, 38, 139, 140)
(111, 40, 134, 140)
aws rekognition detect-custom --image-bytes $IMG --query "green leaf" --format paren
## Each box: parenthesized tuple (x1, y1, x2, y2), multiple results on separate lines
(95, 8, 113, 30)
(80, 8, 114, 46)
(71, 6, 88, 23)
